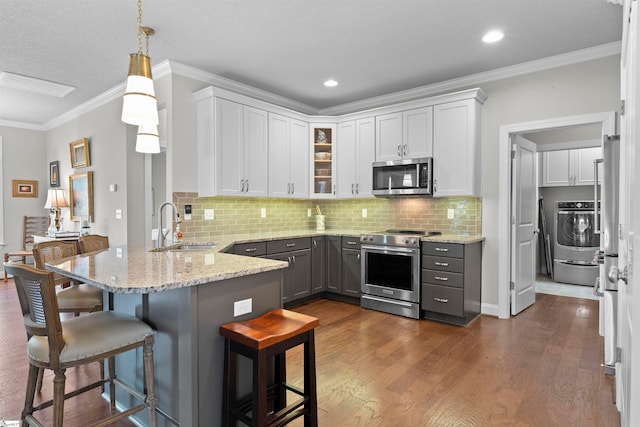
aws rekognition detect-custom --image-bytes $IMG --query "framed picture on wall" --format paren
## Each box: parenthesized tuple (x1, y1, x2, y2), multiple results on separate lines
(70, 138, 91, 168)
(49, 161, 60, 187)
(12, 179, 38, 197)
(69, 171, 93, 221)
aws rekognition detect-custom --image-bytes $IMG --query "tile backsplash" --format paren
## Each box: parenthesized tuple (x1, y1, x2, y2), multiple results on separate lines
(174, 192, 482, 241)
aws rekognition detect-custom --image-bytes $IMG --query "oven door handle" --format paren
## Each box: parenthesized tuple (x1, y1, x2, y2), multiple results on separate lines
(361, 244, 418, 255)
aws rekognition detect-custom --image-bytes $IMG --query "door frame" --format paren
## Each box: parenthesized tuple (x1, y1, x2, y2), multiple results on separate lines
(497, 111, 615, 318)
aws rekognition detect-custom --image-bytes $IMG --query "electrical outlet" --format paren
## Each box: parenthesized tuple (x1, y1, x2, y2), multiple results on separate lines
(307, 208, 311, 217)
(261, 208, 267, 218)
(204, 209, 214, 220)
(362, 208, 368, 218)
(233, 298, 252, 317)
(447, 209, 455, 219)
(115, 209, 122, 219)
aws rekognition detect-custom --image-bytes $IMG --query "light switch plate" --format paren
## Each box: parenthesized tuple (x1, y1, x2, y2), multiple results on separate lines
(116, 209, 122, 219)
(362, 208, 368, 218)
(261, 208, 267, 218)
(447, 209, 455, 219)
(204, 209, 214, 220)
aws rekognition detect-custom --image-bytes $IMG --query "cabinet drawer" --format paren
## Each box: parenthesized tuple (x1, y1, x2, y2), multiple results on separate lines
(233, 242, 266, 257)
(422, 284, 464, 317)
(422, 242, 463, 258)
(341, 236, 361, 250)
(422, 269, 463, 288)
(422, 255, 464, 273)
(267, 237, 311, 254)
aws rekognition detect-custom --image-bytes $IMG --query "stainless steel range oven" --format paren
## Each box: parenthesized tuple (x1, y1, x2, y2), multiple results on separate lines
(360, 230, 441, 319)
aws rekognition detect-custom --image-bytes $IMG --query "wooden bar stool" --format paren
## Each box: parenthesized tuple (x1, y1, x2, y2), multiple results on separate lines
(220, 309, 319, 427)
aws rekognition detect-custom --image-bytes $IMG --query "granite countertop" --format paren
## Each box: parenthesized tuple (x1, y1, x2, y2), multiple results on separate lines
(45, 242, 288, 294)
(45, 230, 483, 294)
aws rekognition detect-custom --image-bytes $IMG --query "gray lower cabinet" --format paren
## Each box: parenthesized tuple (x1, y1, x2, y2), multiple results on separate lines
(421, 240, 482, 325)
(266, 238, 312, 305)
(341, 237, 361, 297)
(326, 236, 342, 293)
(311, 236, 326, 293)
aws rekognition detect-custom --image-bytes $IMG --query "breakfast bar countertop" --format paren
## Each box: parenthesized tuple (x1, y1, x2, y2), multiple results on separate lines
(45, 241, 288, 294)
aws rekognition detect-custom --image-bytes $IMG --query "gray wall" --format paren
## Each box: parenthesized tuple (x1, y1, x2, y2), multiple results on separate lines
(0, 126, 47, 251)
(470, 55, 620, 308)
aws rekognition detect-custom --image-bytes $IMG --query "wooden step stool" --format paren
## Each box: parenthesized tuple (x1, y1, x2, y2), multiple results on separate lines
(219, 309, 319, 427)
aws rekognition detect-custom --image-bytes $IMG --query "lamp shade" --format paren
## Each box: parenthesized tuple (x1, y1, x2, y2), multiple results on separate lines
(44, 188, 69, 209)
(121, 53, 159, 126)
(136, 124, 161, 154)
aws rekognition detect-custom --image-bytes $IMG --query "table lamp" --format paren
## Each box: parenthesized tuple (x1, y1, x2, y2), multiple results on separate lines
(44, 188, 69, 236)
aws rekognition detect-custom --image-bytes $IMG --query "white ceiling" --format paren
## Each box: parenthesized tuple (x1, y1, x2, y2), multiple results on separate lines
(0, 0, 623, 128)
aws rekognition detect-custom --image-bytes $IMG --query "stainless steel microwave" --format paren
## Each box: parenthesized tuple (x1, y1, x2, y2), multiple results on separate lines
(372, 157, 433, 196)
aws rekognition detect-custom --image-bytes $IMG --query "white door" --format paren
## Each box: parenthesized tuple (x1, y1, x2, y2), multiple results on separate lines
(336, 121, 356, 198)
(289, 118, 309, 198)
(511, 135, 537, 315)
(355, 117, 375, 197)
(618, 0, 639, 424)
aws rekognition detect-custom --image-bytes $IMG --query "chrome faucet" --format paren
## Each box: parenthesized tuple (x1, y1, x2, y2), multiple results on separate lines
(157, 201, 181, 248)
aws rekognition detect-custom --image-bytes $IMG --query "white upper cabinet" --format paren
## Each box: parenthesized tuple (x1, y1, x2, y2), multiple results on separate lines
(196, 86, 485, 200)
(432, 98, 482, 197)
(541, 147, 602, 187)
(337, 118, 375, 198)
(215, 98, 268, 197)
(375, 107, 433, 162)
(268, 113, 309, 198)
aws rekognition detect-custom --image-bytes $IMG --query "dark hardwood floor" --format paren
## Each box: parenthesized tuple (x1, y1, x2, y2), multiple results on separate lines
(1, 280, 619, 426)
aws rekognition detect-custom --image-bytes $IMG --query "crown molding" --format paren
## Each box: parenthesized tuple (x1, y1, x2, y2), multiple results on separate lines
(4, 41, 620, 131)
(167, 61, 319, 115)
(319, 41, 621, 116)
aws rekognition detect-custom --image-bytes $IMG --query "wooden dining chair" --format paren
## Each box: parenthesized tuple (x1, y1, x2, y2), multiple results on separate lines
(3, 215, 49, 281)
(32, 240, 103, 314)
(4, 263, 157, 427)
(78, 234, 109, 254)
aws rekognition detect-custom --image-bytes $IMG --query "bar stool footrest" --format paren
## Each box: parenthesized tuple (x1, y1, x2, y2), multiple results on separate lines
(231, 382, 309, 427)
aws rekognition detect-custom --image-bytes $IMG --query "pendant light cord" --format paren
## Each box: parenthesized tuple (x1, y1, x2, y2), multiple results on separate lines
(137, 0, 143, 55)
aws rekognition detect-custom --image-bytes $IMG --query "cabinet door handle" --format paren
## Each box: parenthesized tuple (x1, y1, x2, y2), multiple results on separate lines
(351, 183, 354, 195)
(434, 297, 449, 303)
(434, 247, 449, 252)
(291, 183, 295, 194)
(291, 255, 296, 267)
(286, 243, 296, 248)
(357, 253, 361, 263)
(287, 183, 291, 194)
(245, 248, 257, 253)
(287, 256, 292, 267)
(245, 180, 249, 193)
(240, 179, 245, 193)
(346, 241, 357, 245)
(434, 276, 449, 281)
(313, 240, 317, 248)
(333, 184, 336, 195)
(397, 144, 401, 156)
(403, 144, 407, 156)
(434, 262, 449, 267)
(355, 183, 359, 194)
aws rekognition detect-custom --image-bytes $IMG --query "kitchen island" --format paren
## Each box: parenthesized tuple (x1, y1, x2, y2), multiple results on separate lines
(46, 242, 288, 427)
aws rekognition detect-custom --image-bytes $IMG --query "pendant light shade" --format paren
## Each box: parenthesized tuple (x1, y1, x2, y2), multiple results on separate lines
(121, 0, 159, 130)
(136, 124, 160, 154)
(122, 53, 158, 126)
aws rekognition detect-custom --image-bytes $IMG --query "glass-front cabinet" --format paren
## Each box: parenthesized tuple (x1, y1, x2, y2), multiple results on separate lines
(310, 124, 336, 197)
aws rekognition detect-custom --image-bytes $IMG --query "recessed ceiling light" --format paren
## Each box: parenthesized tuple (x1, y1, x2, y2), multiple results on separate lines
(482, 30, 504, 43)
(324, 79, 338, 87)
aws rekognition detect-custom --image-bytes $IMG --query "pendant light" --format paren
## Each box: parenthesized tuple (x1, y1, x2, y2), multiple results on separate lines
(136, 124, 160, 154)
(121, 0, 158, 127)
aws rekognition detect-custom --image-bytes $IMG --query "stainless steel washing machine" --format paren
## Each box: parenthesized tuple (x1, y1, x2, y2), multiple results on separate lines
(554, 201, 600, 286)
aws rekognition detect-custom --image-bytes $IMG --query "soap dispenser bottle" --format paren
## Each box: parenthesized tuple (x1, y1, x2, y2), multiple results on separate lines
(173, 223, 183, 244)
